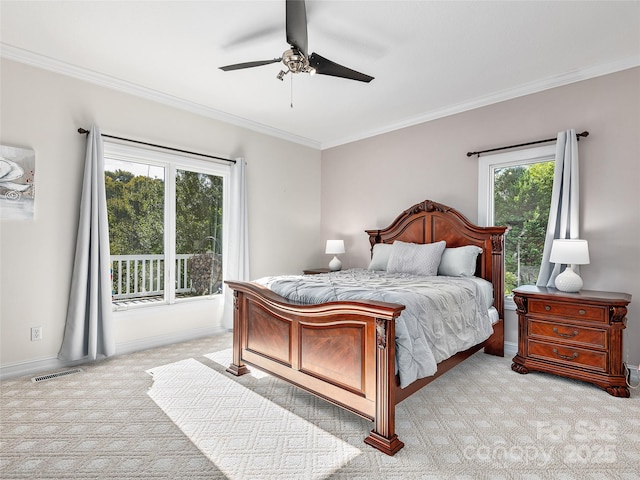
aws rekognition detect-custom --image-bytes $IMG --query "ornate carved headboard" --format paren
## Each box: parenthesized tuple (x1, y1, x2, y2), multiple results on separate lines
(365, 200, 507, 318)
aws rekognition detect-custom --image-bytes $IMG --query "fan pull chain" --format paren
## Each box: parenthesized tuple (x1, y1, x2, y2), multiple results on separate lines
(290, 74, 294, 109)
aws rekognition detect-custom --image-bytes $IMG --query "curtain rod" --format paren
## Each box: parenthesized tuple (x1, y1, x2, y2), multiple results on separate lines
(77, 128, 236, 164)
(467, 131, 589, 157)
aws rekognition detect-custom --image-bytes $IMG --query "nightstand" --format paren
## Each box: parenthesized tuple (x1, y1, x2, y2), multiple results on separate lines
(303, 268, 331, 275)
(511, 285, 632, 397)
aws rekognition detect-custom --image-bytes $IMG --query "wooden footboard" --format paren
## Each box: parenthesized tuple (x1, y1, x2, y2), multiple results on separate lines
(226, 280, 504, 455)
(225, 280, 406, 455)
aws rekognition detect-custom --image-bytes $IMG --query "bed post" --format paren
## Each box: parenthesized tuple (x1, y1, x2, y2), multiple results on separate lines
(226, 290, 250, 376)
(364, 318, 404, 455)
(484, 232, 505, 357)
(490, 233, 505, 322)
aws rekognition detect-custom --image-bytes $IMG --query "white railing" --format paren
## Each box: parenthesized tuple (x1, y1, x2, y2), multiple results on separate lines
(111, 253, 218, 302)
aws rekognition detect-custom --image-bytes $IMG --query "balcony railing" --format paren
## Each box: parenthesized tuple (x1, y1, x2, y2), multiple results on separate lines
(111, 253, 222, 305)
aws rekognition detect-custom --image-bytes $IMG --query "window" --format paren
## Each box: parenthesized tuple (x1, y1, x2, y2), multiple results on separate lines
(478, 145, 556, 305)
(104, 142, 229, 308)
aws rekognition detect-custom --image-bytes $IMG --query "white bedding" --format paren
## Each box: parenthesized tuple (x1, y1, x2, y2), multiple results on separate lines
(256, 269, 495, 388)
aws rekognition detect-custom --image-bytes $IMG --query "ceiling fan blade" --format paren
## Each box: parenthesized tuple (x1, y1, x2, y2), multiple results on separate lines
(286, 0, 308, 55)
(308, 53, 374, 83)
(219, 58, 282, 71)
(222, 25, 282, 50)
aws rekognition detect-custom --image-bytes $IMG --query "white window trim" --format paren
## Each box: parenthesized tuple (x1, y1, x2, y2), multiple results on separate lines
(103, 141, 231, 310)
(477, 144, 556, 310)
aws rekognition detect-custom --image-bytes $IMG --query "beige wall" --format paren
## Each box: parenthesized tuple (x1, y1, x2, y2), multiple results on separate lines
(0, 59, 321, 376)
(2, 58, 638, 377)
(321, 67, 640, 364)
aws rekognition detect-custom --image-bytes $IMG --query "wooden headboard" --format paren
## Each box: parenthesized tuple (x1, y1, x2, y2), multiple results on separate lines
(365, 199, 507, 319)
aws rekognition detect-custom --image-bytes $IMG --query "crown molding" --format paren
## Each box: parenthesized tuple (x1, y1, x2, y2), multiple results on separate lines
(0, 43, 321, 150)
(3, 43, 637, 151)
(321, 55, 640, 149)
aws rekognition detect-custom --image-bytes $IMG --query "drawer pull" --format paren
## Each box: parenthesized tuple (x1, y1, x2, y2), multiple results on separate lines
(545, 305, 551, 311)
(552, 327, 578, 338)
(579, 309, 586, 315)
(552, 348, 578, 360)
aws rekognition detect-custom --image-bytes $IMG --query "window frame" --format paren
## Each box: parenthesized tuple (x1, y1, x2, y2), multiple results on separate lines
(103, 141, 231, 310)
(477, 144, 556, 309)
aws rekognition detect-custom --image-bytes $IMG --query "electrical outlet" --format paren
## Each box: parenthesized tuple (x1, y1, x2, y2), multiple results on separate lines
(31, 327, 42, 341)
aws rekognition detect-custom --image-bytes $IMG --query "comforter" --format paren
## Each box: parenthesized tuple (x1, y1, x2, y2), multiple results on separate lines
(256, 269, 495, 388)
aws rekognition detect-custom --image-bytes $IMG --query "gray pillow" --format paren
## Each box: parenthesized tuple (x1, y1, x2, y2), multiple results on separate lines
(368, 243, 393, 270)
(438, 245, 482, 277)
(387, 240, 446, 276)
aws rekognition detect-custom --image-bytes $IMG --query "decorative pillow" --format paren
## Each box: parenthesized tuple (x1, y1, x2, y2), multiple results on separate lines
(387, 240, 446, 276)
(438, 245, 483, 277)
(368, 243, 393, 271)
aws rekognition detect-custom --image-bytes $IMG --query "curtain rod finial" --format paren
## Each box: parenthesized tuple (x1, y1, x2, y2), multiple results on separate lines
(77, 128, 90, 135)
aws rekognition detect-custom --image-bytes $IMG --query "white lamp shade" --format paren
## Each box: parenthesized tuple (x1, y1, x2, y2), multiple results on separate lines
(325, 240, 345, 255)
(549, 239, 590, 265)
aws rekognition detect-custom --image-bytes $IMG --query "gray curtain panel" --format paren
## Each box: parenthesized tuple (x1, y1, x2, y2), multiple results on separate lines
(537, 129, 580, 288)
(222, 157, 250, 330)
(58, 126, 114, 361)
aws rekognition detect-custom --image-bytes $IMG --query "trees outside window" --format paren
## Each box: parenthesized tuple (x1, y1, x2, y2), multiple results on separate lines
(478, 145, 556, 301)
(104, 142, 229, 307)
(176, 169, 224, 295)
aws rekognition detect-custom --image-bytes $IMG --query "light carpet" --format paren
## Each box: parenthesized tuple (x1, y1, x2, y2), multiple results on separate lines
(153, 348, 640, 480)
(146, 356, 361, 479)
(2, 333, 639, 479)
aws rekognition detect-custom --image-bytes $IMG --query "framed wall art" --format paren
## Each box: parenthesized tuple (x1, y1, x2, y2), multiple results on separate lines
(0, 144, 36, 220)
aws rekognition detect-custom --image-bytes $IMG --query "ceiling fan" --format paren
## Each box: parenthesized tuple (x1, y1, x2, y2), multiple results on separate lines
(219, 0, 374, 83)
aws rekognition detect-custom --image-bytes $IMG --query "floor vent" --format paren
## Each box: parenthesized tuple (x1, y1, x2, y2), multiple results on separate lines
(31, 368, 83, 383)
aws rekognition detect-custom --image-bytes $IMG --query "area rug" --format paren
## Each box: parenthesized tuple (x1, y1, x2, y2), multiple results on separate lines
(146, 356, 361, 480)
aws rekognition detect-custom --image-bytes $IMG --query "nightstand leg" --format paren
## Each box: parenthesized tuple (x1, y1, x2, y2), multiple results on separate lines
(605, 385, 630, 398)
(511, 361, 529, 375)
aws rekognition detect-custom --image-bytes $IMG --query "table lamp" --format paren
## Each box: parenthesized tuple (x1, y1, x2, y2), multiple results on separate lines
(325, 240, 345, 271)
(549, 239, 590, 292)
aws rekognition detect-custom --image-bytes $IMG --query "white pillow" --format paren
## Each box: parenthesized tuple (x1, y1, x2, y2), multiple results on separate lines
(387, 240, 446, 276)
(438, 245, 483, 277)
(368, 243, 393, 270)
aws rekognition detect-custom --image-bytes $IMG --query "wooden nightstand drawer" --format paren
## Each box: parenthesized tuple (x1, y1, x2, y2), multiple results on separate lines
(528, 340, 607, 372)
(528, 299, 606, 322)
(528, 319, 607, 349)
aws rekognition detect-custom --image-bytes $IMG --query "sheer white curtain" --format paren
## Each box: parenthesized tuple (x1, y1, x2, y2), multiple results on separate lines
(222, 157, 250, 329)
(537, 129, 580, 288)
(58, 126, 114, 361)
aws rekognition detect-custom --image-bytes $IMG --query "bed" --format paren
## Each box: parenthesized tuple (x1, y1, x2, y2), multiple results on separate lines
(225, 199, 507, 455)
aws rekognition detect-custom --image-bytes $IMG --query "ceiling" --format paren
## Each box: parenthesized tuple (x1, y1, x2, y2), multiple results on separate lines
(1, 1, 639, 149)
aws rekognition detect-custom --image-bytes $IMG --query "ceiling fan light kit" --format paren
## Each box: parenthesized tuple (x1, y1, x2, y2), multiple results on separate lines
(219, 0, 373, 84)
(277, 48, 315, 81)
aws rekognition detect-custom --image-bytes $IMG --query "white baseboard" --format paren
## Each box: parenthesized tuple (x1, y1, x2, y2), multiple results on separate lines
(0, 326, 228, 381)
(504, 341, 518, 358)
(625, 363, 640, 385)
(0, 356, 88, 382)
(114, 325, 227, 356)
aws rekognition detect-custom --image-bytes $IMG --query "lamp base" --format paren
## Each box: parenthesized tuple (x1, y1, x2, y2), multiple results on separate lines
(554, 265, 583, 293)
(328, 256, 342, 271)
